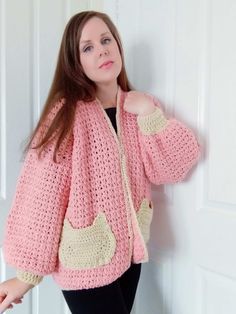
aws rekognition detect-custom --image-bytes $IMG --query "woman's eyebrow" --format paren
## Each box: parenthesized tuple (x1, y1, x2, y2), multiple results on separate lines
(80, 32, 111, 45)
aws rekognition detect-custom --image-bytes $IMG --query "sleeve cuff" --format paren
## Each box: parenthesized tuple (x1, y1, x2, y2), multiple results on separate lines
(137, 107, 169, 135)
(16, 270, 43, 286)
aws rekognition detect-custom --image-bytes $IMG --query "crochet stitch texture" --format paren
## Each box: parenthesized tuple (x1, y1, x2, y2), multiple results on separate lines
(2, 86, 201, 289)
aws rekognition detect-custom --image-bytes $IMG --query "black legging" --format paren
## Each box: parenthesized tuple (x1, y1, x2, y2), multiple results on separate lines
(61, 263, 142, 314)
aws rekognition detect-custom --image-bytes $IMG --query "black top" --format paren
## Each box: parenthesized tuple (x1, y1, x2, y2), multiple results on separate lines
(104, 107, 117, 134)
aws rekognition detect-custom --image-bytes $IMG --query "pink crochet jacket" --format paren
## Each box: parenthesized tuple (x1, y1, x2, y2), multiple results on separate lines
(2, 85, 201, 290)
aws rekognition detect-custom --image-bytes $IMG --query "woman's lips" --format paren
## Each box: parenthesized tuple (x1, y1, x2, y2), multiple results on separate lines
(100, 61, 114, 69)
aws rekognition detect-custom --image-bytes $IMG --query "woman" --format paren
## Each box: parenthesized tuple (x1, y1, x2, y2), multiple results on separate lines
(0, 10, 201, 314)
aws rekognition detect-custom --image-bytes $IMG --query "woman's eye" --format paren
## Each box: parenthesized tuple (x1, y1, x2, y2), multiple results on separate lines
(84, 46, 92, 53)
(82, 38, 111, 53)
(103, 38, 111, 44)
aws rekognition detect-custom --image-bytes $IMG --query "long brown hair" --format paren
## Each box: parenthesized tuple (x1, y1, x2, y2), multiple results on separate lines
(23, 10, 134, 163)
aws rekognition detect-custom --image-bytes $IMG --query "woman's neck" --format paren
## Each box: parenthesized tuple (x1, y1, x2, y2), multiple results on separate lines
(95, 82, 118, 109)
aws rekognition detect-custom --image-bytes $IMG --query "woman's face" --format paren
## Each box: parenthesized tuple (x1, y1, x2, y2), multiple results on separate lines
(79, 17, 122, 86)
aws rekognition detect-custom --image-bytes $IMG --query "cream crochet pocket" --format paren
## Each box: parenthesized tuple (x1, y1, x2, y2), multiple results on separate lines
(136, 198, 154, 243)
(58, 212, 116, 269)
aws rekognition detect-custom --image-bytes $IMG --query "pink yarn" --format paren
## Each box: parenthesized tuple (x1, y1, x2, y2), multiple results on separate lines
(2, 86, 201, 290)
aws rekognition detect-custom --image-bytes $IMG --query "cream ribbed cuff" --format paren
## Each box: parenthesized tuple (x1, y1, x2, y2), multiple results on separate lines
(137, 107, 169, 135)
(16, 270, 43, 286)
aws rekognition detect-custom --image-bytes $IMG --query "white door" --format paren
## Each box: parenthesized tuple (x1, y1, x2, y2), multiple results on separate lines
(103, 1, 236, 314)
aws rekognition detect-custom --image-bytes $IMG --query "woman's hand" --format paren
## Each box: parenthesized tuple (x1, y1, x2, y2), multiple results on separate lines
(0, 277, 34, 313)
(123, 91, 156, 116)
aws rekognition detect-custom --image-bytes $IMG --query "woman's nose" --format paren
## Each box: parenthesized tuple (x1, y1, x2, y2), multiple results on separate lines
(99, 45, 109, 56)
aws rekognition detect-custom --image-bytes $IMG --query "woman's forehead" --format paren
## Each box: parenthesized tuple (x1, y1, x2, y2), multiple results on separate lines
(80, 17, 110, 42)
